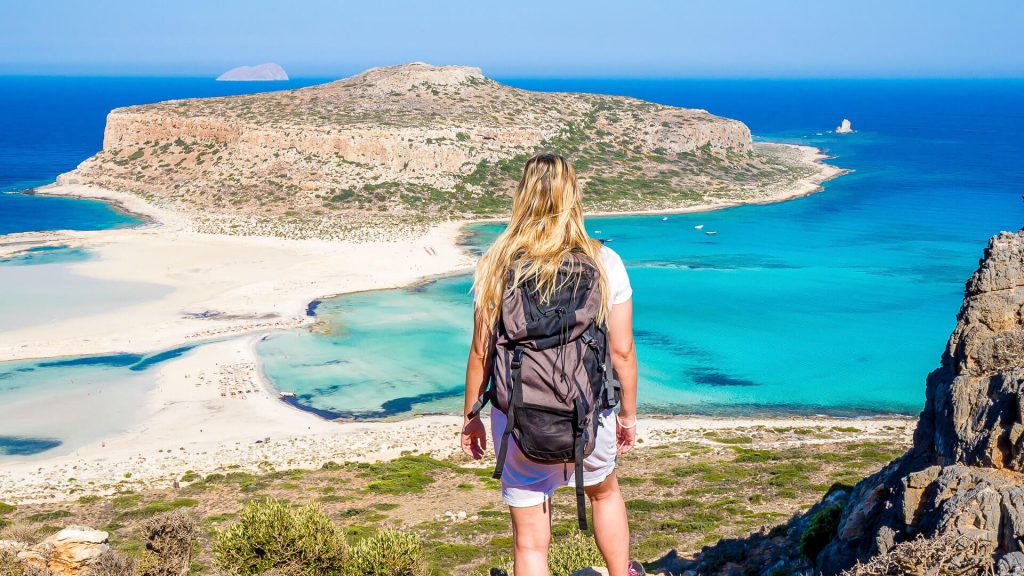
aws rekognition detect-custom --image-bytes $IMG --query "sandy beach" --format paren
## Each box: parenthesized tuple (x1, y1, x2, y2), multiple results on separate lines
(0, 144, 852, 504)
(0, 186, 474, 363)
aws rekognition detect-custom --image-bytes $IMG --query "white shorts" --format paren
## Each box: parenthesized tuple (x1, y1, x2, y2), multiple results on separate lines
(489, 406, 618, 508)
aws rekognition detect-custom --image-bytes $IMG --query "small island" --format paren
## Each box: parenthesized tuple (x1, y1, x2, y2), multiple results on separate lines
(216, 62, 288, 81)
(835, 118, 854, 133)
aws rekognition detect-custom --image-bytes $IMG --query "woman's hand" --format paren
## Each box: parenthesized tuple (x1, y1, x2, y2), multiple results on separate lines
(616, 413, 636, 455)
(461, 416, 487, 460)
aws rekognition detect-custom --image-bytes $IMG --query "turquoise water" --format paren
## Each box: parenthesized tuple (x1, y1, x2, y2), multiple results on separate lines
(257, 80, 1024, 419)
(0, 192, 140, 235)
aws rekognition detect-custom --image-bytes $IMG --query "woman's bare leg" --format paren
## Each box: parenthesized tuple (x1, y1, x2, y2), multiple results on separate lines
(586, 472, 630, 576)
(510, 498, 553, 576)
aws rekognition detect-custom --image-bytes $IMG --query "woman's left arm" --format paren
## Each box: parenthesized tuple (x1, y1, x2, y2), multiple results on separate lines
(461, 309, 492, 459)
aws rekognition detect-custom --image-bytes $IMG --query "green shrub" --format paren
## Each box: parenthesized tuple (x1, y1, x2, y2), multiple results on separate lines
(548, 529, 603, 576)
(25, 510, 70, 523)
(213, 499, 347, 576)
(0, 503, 14, 515)
(799, 502, 843, 560)
(346, 528, 427, 576)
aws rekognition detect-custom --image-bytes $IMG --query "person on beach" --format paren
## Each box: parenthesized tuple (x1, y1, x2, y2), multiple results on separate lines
(461, 154, 642, 576)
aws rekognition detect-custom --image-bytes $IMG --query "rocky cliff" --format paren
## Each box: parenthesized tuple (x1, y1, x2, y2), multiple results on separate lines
(59, 62, 836, 239)
(817, 230, 1024, 574)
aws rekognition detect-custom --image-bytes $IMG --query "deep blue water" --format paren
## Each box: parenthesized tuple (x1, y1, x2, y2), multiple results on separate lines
(0, 76, 326, 233)
(257, 79, 1024, 418)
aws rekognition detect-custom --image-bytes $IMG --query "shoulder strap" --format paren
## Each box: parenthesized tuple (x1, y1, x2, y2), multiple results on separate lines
(492, 345, 524, 480)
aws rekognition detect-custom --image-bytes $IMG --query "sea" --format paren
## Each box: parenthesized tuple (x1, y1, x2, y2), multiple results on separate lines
(1, 76, 1022, 456)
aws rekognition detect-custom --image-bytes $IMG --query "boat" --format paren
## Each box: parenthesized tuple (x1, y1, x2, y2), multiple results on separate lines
(279, 391, 297, 399)
(694, 225, 704, 230)
(705, 231, 717, 236)
(662, 217, 668, 221)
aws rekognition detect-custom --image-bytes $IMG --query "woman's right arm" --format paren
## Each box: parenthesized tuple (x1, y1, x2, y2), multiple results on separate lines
(608, 298, 638, 454)
(461, 309, 492, 459)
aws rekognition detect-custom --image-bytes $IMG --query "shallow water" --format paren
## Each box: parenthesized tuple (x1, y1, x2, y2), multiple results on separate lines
(0, 347, 195, 459)
(257, 79, 1024, 419)
(0, 248, 172, 332)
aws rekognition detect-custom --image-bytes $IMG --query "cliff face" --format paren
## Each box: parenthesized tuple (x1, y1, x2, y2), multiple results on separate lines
(59, 63, 832, 239)
(818, 230, 1024, 574)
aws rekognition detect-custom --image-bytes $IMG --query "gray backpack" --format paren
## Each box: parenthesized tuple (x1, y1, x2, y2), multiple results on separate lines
(468, 253, 621, 530)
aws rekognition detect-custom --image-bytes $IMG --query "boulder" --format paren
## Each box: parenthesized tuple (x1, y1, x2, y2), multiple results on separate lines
(13, 526, 109, 575)
(835, 119, 854, 133)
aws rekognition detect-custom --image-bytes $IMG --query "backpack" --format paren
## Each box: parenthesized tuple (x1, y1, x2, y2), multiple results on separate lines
(467, 253, 621, 530)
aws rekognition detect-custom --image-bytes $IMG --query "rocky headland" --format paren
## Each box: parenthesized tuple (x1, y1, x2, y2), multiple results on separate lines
(57, 62, 841, 240)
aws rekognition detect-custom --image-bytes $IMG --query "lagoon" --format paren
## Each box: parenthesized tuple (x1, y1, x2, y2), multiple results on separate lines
(256, 79, 1024, 419)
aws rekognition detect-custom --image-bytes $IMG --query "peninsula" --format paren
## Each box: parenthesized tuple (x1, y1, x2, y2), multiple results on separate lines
(59, 62, 841, 240)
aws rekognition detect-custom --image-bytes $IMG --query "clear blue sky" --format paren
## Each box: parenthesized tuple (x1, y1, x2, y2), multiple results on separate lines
(2, 0, 1021, 78)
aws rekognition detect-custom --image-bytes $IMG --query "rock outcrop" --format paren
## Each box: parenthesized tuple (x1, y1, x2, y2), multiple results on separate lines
(1, 526, 109, 575)
(814, 230, 1024, 573)
(216, 62, 288, 81)
(59, 62, 837, 239)
(835, 119, 854, 134)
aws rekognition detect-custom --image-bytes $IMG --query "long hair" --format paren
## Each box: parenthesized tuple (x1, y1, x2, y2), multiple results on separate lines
(473, 154, 608, 337)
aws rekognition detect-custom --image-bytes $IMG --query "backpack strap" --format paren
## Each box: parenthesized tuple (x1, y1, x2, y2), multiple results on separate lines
(466, 375, 491, 420)
(492, 345, 524, 480)
(574, 397, 588, 531)
(468, 332, 501, 420)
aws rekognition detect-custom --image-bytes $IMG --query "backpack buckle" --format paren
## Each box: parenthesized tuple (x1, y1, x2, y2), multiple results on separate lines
(510, 347, 524, 369)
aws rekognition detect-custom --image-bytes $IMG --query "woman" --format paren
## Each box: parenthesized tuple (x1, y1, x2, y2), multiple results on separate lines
(461, 154, 642, 576)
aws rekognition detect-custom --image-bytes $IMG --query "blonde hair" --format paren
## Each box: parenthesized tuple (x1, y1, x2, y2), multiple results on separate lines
(473, 154, 608, 336)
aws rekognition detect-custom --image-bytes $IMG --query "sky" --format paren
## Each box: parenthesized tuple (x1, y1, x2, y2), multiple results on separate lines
(2, 0, 1022, 78)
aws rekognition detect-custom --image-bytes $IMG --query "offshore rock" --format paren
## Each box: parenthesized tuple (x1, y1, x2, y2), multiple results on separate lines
(216, 62, 288, 81)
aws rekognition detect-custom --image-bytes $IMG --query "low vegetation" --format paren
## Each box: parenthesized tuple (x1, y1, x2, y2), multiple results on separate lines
(0, 425, 909, 575)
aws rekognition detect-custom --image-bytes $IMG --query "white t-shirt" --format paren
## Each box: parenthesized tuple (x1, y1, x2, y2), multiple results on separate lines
(490, 244, 632, 507)
(600, 245, 633, 309)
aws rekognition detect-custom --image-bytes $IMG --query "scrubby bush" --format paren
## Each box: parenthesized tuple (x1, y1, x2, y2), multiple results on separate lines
(799, 502, 843, 561)
(0, 552, 23, 576)
(0, 524, 44, 546)
(840, 532, 995, 575)
(213, 499, 347, 576)
(0, 551, 50, 576)
(346, 528, 427, 576)
(548, 529, 604, 576)
(140, 509, 200, 576)
(90, 551, 139, 576)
